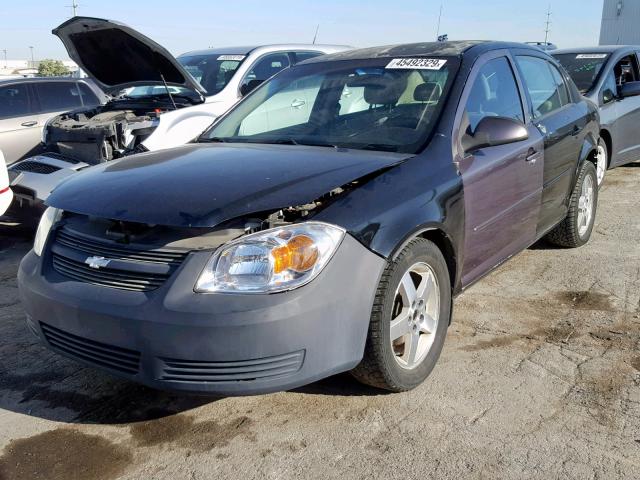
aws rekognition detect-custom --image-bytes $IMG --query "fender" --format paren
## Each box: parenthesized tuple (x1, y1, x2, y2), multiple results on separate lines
(572, 129, 598, 189)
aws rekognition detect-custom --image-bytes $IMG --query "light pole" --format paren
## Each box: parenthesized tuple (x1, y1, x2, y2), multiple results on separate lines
(29, 46, 34, 68)
(2, 49, 6, 69)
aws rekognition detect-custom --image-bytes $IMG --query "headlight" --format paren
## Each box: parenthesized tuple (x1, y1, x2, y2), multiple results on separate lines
(195, 222, 345, 294)
(33, 207, 62, 256)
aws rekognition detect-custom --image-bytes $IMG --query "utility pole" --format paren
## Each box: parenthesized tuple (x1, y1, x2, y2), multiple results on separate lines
(29, 46, 34, 68)
(2, 49, 7, 69)
(312, 24, 319, 44)
(436, 2, 444, 40)
(66, 0, 79, 17)
(544, 4, 552, 44)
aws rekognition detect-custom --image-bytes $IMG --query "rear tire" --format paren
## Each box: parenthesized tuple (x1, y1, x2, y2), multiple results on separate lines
(351, 238, 451, 392)
(546, 161, 598, 248)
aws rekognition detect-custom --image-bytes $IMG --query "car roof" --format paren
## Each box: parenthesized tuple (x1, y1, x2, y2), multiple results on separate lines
(0, 76, 83, 86)
(552, 45, 639, 55)
(302, 41, 545, 63)
(178, 44, 350, 58)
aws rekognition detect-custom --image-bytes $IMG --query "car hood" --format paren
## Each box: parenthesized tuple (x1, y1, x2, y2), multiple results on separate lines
(47, 143, 412, 227)
(53, 16, 206, 97)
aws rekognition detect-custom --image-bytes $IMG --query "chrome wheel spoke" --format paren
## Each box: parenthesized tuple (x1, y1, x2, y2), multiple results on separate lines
(390, 308, 412, 341)
(419, 313, 437, 335)
(399, 272, 417, 306)
(403, 331, 420, 365)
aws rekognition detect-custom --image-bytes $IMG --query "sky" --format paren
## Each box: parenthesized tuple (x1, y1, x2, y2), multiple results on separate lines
(0, 0, 605, 61)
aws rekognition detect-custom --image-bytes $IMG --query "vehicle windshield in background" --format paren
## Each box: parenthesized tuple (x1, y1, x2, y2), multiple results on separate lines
(200, 57, 460, 153)
(123, 85, 194, 97)
(553, 53, 610, 93)
(177, 53, 245, 95)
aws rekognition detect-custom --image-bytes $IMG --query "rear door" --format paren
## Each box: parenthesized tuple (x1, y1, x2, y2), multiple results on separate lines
(0, 82, 40, 164)
(456, 51, 544, 287)
(515, 54, 581, 233)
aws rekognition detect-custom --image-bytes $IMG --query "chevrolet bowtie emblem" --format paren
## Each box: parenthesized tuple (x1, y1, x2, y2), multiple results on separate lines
(85, 256, 111, 269)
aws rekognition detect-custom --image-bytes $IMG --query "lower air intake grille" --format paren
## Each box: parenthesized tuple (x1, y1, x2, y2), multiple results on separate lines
(159, 350, 305, 383)
(41, 323, 141, 375)
(10, 161, 61, 174)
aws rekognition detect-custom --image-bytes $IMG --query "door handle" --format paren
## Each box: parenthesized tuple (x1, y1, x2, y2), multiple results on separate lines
(525, 148, 539, 164)
(21, 120, 38, 127)
(291, 99, 306, 109)
(571, 125, 580, 136)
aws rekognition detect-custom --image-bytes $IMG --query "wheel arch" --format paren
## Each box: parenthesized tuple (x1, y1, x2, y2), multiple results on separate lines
(599, 128, 613, 168)
(390, 225, 458, 293)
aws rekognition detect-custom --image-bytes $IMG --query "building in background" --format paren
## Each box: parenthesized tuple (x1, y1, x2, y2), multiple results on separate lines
(600, 0, 640, 45)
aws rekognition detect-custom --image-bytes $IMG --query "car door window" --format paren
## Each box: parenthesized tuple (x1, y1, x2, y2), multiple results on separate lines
(516, 56, 568, 118)
(35, 82, 83, 113)
(293, 51, 323, 64)
(0, 84, 32, 118)
(614, 54, 640, 86)
(465, 57, 524, 132)
(242, 53, 291, 88)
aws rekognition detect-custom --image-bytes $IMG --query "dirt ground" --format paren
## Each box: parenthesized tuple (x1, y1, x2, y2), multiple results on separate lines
(0, 163, 638, 480)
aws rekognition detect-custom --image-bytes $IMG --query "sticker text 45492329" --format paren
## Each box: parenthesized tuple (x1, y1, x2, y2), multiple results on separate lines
(386, 58, 448, 70)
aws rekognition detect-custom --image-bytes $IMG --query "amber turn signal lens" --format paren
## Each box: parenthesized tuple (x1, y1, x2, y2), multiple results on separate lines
(272, 235, 319, 274)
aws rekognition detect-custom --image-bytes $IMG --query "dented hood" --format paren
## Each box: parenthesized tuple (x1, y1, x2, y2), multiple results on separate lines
(53, 16, 206, 96)
(47, 143, 411, 227)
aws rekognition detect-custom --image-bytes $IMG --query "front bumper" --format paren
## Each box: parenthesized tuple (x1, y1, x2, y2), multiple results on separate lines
(18, 234, 385, 395)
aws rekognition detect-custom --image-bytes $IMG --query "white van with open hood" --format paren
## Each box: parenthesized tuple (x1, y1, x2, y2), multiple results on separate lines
(8, 16, 349, 213)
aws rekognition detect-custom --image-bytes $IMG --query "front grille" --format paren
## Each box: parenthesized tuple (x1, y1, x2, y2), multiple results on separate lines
(52, 253, 168, 291)
(51, 226, 188, 292)
(55, 229, 186, 265)
(10, 161, 60, 174)
(41, 322, 141, 375)
(159, 350, 305, 383)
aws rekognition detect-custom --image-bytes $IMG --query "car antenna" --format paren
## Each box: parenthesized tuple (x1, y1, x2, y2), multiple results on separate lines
(158, 72, 178, 110)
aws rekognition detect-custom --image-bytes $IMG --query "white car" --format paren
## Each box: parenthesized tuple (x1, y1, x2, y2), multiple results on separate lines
(8, 16, 349, 211)
(0, 150, 12, 216)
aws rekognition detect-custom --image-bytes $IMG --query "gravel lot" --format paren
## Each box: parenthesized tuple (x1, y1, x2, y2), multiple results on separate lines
(0, 163, 638, 480)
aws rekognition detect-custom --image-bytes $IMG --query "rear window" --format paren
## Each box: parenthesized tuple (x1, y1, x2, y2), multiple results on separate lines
(178, 53, 245, 95)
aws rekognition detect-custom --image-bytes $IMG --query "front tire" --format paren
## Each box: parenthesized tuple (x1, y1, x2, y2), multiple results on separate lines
(546, 161, 598, 248)
(351, 238, 451, 392)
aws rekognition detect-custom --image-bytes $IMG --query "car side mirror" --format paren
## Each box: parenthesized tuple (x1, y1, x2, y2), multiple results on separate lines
(618, 81, 640, 99)
(602, 88, 617, 104)
(462, 116, 529, 154)
(240, 79, 264, 96)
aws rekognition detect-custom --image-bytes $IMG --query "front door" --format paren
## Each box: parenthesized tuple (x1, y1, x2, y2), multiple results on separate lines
(610, 53, 640, 166)
(456, 53, 544, 287)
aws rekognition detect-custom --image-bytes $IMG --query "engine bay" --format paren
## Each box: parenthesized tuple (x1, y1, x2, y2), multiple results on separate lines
(44, 98, 191, 164)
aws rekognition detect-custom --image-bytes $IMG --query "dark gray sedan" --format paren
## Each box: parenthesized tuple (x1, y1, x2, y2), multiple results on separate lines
(553, 46, 640, 185)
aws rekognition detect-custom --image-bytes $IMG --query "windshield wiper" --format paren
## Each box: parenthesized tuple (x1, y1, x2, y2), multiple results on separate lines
(198, 137, 230, 143)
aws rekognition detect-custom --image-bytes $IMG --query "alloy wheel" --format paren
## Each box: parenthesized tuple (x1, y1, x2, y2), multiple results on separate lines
(389, 262, 440, 370)
(577, 173, 595, 238)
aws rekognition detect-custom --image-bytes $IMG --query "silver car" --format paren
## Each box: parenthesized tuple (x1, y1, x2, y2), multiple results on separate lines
(0, 77, 104, 165)
(553, 46, 640, 185)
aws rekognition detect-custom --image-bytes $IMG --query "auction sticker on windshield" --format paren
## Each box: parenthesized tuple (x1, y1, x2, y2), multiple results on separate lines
(218, 55, 246, 61)
(576, 54, 608, 59)
(386, 58, 447, 70)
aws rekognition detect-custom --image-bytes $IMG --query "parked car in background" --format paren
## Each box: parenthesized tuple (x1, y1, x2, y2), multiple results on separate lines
(0, 150, 12, 216)
(7, 16, 348, 214)
(0, 77, 104, 165)
(19, 41, 600, 395)
(526, 42, 558, 51)
(553, 46, 640, 185)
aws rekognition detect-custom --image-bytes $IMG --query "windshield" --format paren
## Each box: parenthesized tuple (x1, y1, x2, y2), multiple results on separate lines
(177, 53, 246, 96)
(200, 57, 459, 153)
(553, 53, 610, 93)
(123, 85, 194, 98)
